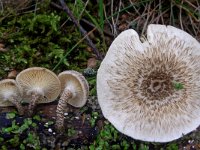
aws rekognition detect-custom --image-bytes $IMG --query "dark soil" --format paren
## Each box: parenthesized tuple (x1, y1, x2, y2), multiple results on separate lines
(0, 97, 200, 150)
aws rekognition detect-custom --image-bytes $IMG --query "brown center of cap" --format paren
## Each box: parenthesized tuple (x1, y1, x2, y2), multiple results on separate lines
(141, 71, 174, 101)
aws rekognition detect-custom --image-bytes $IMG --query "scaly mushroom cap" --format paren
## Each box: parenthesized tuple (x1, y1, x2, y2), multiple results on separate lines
(16, 67, 61, 103)
(97, 24, 200, 142)
(58, 70, 89, 107)
(0, 79, 21, 106)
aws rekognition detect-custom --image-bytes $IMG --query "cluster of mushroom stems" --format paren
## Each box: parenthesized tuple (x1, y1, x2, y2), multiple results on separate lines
(0, 67, 89, 132)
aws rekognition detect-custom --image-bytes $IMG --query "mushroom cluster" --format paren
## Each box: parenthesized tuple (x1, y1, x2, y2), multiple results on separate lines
(97, 24, 200, 142)
(0, 67, 89, 132)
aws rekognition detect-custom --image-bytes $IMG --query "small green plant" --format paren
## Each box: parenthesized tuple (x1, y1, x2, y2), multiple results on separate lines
(8, 135, 20, 147)
(23, 132, 41, 150)
(173, 81, 184, 90)
(90, 111, 99, 127)
(89, 121, 130, 150)
(87, 76, 97, 95)
(166, 143, 179, 150)
(44, 120, 54, 128)
(2, 120, 19, 134)
(138, 143, 149, 150)
(67, 127, 77, 137)
(1, 118, 36, 134)
(6, 112, 16, 119)
(33, 115, 41, 121)
(0, 116, 41, 149)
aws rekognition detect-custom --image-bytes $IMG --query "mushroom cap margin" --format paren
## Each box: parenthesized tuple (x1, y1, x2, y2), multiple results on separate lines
(58, 70, 89, 107)
(0, 79, 22, 106)
(16, 67, 61, 103)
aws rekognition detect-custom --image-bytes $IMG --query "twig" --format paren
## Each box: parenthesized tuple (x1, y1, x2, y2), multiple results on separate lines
(170, 1, 175, 25)
(81, 18, 113, 37)
(50, 2, 63, 10)
(158, 0, 164, 24)
(189, 15, 198, 36)
(103, 3, 113, 36)
(141, 2, 151, 35)
(111, 0, 118, 37)
(59, 0, 103, 60)
(53, 27, 97, 71)
(78, 0, 89, 20)
(179, 0, 183, 30)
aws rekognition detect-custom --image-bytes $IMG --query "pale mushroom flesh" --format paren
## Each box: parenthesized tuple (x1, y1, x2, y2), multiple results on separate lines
(0, 79, 24, 115)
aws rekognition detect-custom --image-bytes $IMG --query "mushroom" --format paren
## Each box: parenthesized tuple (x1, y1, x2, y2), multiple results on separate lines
(56, 70, 89, 132)
(97, 24, 200, 142)
(0, 79, 24, 115)
(16, 67, 61, 116)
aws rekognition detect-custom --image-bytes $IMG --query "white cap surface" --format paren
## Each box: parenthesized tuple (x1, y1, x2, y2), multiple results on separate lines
(97, 24, 200, 142)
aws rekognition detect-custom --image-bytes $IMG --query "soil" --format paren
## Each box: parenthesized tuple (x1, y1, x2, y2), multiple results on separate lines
(0, 96, 200, 150)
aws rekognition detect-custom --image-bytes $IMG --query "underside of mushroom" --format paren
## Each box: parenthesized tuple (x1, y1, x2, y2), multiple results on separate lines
(97, 24, 200, 142)
(16, 67, 61, 116)
(0, 79, 24, 115)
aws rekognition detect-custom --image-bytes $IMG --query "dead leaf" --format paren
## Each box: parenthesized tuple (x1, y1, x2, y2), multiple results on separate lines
(7, 70, 17, 79)
(118, 23, 128, 31)
(87, 57, 97, 68)
(0, 43, 7, 52)
(86, 46, 92, 52)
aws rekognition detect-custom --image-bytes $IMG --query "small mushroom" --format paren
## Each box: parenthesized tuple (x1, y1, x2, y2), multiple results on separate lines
(0, 79, 24, 115)
(16, 67, 61, 116)
(56, 70, 89, 132)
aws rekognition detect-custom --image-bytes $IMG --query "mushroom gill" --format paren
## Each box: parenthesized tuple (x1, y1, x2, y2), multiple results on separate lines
(0, 79, 24, 115)
(16, 67, 61, 116)
(97, 24, 200, 142)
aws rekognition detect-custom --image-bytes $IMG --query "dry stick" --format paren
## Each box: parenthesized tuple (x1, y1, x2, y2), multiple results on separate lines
(184, 0, 198, 9)
(158, 0, 164, 24)
(174, 2, 199, 22)
(115, 0, 122, 29)
(51, 2, 113, 37)
(148, 2, 161, 24)
(141, 3, 151, 35)
(111, 0, 117, 37)
(59, 0, 103, 60)
(81, 18, 113, 37)
(136, 2, 149, 32)
(189, 15, 198, 36)
(152, 8, 169, 24)
(179, 0, 183, 30)
(103, 4, 114, 37)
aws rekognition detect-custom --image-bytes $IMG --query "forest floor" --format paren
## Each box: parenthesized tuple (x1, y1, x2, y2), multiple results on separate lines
(0, 0, 200, 149)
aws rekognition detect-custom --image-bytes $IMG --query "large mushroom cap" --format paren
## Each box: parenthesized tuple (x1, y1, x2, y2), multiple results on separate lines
(0, 79, 21, 106)
(97, 24, 200, 142)
(16, 67, 61, 103)
(58, 70, 89, 107)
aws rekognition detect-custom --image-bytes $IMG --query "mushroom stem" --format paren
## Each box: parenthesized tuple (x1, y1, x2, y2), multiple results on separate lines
(28, 93, 41, 116)
(9, 97, 24, 115)
(56, 89, 73, 132)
